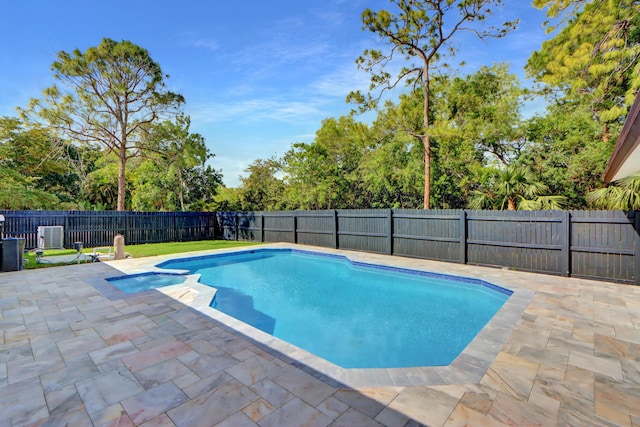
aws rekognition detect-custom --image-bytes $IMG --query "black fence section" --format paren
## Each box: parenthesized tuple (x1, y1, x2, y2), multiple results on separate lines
(0, 210, 217, 249)
(215, 209, 640, 285)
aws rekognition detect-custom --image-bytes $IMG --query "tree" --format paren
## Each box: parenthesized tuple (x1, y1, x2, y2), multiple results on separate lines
(361, 91, 426, 208)
(469, 164, 566, 210)
(282, 117, 368, 209)
(527, 0, 640, 128)
(143, 114, 218, 211)
(519, 102, 609, 208)
(348, 0, 517, 208)
(587, 174, 640, 210)
(426, 64, 527, 208)
(240, 158, 286, 211)
(0, 116, 76, 209)
(436, 64, 527, 165)
(24, 38, 184, 211)
(212, 187, 244, 212)
(81, 155, 124, 210)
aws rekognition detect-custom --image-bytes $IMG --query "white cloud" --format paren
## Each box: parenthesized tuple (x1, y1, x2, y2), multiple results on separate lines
(311, 62, 370, 98)
(189, 97, 329, 125)
(191, 38, 220, 51)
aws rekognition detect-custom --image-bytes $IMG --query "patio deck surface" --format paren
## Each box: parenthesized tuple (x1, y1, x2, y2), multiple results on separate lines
(0, 243, 639, 426)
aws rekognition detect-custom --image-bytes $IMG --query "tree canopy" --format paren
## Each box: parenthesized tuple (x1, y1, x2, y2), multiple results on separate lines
(527, 0, 640, 126)
(5, 2, 640, 213)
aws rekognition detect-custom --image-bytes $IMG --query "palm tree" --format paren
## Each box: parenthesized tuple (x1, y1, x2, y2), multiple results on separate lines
(587, 174, 640, 210)
(469, 165, 566, 210)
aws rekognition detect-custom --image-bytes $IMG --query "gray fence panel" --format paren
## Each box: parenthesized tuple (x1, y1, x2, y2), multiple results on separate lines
(295, 211, 334, 248)
(570, 210, 637, 282)
(337, 209, 388, 253)
(466, 210, 565, 275)
(1, 210, 217, 249)
(263, 212, 295, 244)
(0, 210, 69, 248)
(244, 208, 637, 284)
(68, 211, 127, 247)
(237, 212, 261, 241)
(2, 209, 638, 284)
(176, 212, 216, 242)
(393, 209, 462, 262)
(126, 212, 173, 245)
(215, 212, 237, 241)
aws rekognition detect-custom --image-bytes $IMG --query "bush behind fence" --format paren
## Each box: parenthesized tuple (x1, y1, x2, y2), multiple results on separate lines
(1, 209, 638, 285)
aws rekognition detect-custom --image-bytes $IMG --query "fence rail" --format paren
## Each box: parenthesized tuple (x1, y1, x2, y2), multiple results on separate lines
(215, 209, 640, 285)
(1, 209, 638, 284)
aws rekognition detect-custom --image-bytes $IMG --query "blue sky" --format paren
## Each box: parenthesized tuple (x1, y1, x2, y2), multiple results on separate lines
(0, 1, 550, 187)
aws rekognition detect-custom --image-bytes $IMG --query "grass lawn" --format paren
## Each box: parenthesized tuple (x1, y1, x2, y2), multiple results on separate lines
(22, 240, 262, 269)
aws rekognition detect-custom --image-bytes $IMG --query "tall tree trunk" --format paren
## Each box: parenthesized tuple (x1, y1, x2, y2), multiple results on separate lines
(117, 147, 127, 211)
(178, 168, 186, 212)
(423, 64, 431, 209)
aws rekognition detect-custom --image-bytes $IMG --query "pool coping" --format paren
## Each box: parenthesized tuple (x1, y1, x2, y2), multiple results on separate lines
(97, 243, 534, 388)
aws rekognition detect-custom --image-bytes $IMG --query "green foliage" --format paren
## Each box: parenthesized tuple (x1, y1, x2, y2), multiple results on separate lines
(0, 167, 61, 209)
(282, 117, 369, 209)
(527, 0, 640, 123)
(348, 0, 517, 208)
(0, 116, 77, 209)
(212, 187, 244, 212)
(240, 158, 286, 211)
(133, 114, 222, 211)
(361, 92, 425, 208)
(519, 102, 612, 208)
(587, 174, 640, 209)
(433, 64, 528, 165)
(469, 165, 567, 210)
(81, 156, 126, 210)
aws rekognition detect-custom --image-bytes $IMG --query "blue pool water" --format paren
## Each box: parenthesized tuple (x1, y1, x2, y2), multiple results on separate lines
(159, 249, 511, 369)
(107, 272, 186, 293)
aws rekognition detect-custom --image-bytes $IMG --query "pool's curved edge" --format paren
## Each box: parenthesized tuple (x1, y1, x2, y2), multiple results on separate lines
(149, 245, 532, 388)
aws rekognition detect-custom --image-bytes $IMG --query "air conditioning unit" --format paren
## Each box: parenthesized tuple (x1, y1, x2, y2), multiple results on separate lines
(37, 226, 64, 250)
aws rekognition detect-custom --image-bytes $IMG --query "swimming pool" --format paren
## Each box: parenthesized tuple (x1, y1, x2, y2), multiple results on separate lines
(158, 249, 511, 369)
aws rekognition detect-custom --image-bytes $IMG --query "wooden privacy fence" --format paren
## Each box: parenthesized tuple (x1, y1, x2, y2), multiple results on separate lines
(0, 210, 217, 249)
(215, 209, 640, 285)
(2, 209, 638, 284)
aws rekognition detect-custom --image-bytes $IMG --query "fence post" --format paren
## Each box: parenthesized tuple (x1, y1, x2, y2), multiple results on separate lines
(387, 209, 393, 255)
(234, 213, 239, 241)
(333, 210, 338, 249)
(460, 210, 467, 264)
(125, 212, 130, 244)
(173, 212, 178, 242)
(293, 214, 297, 244)
(562, 211, 571, 277)
(260, 213, 264, 243)
(635, 210, 640, 285)
(64, 212, 70, 248)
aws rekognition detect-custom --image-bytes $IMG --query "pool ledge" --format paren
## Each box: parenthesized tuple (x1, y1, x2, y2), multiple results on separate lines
(101, 243, 534, 388)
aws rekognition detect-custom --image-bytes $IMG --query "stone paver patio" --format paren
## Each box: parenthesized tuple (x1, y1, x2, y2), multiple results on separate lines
(1, 243, 639, 426)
